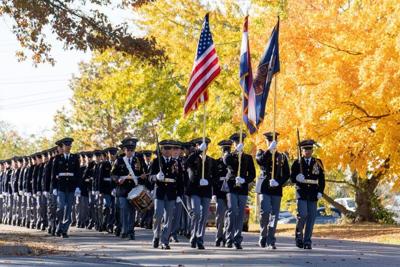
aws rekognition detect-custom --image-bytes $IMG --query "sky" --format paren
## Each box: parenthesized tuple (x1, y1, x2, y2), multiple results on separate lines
(0, 19, 92, 137)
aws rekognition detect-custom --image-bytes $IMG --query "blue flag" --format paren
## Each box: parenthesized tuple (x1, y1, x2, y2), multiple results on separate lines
(253, 19, 280, 127)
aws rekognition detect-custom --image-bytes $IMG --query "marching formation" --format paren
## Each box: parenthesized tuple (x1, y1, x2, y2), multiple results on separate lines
(0, 133, 325, 250)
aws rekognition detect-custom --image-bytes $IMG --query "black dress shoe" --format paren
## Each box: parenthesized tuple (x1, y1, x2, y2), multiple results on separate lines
(161, 244, 170, 250)
(215, 238, 222, 247)
(304, 244, 312, 250)
(197, 243, 205, 250)
(226, 242, 233, 248)
(129, 233, 135, 240)
(56, 231, 62, 237)
(234, 243, 243, 250)
(259, 239, 266, 248)
(267, 244, 277, 250)
(62, 233, 69, 238)
(171, 236, 179, 243)
(153, 238, 159, 248)
(296, 240, 304, 249)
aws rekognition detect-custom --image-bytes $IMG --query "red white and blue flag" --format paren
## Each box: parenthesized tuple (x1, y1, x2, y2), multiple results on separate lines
(239, 16, 257, 134)
(184, 14, 221, 115)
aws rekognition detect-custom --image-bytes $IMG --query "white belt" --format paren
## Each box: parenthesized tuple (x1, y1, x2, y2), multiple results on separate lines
(303, 179, 318, 185)
(59, 172, 74, 177)
(164, 178, 176, 183)
(219, 177, 227, 181)
(103, 178, 111, 182)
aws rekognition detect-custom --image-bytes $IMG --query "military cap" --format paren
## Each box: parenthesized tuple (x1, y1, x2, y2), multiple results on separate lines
(60, 137, 74, 146)
(93, 149, 103, 156)
(217, 140, 233, 147)
(85, 151, 94, 158)
(141, 150, 153, 157)
(300, 139, 317, 149)
(120, 137, 138, 149)
(182, 141, 195, 149)
(105, 147, 119, 155)
(191, 137, 211, 145)
(229, 133, 247, 142)
(263, 132, 280, 141)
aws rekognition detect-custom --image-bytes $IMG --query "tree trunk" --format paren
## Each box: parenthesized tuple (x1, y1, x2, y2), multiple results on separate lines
(354, 172, 380, 222)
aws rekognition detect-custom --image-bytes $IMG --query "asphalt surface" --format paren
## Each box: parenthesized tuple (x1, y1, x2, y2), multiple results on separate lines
(1, 224, 400, 266)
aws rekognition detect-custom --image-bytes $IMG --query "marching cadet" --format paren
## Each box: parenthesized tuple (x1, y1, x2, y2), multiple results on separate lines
(91, 150, 103, 231)
(76, 152, 89, 228)
(83, 151, 97, 230)
(0, 160, 4, 223)
(111, 138, 146, 240)
(42, 149, 54, 231)
(52, 137, 81, 238)
(35, 152, 46, 230)
(181, 142, 195, 239)
(291, 139, 325, 250)
(185, 137, 215, 250)
(15, 157, 24, 226)
(149, 140, 184, 250)
(170, 143, 184, 243)
(24, 156, 34, 228)
(213, 139, 233, 247)
(255, 132, 290, 249)
(224, 133, 256, 249)
(11, 157, 22, 226)
(97, 149, 114, 233)
(19, 157, 29, 227)
(48, 143, 63, 235)
(105, 147, 119, 233)
(26, 156, 37, 228)
(139, 150, 154, 230)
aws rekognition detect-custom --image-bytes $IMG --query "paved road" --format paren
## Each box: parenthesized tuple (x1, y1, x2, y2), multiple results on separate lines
(1, 225, 399, 266)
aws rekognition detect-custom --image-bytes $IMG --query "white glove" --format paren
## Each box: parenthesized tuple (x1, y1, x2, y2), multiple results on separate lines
(317, 192, 323, 200)
(269, 179, 279, 187)
(296, 173, 305, 183)
(235, 177, 245, 184)
(268, 140, 277, 152)
(37, 191, 42, 196)
(95, 191, 99, 196)
(43, 191, 48, 197)
(199, 178, 209, 186)
(199, 142, 207, 152)
(19, 190, 23, 196)
(14, 192, 18, 197)
(33, 193, 37, 198)
(74, 187, 81, 197)
(27, 192, 31, 197)
(111, 189, 116, 197)
(176, 196, 182, 203)
(52, 189, 57, 196)
(236, 143, 244, 152)
(212, 195, 217, 202)
(156, 171, 165, 182)
(91, 190, 95, 195)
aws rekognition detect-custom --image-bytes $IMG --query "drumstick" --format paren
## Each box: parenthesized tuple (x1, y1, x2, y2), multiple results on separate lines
(178, 198, 193, 218)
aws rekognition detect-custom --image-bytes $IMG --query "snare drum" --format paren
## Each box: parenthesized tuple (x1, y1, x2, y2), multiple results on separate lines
(127, 185, 153, 211)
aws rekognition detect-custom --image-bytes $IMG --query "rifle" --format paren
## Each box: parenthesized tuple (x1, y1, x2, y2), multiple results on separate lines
(296, 128, 303, 174)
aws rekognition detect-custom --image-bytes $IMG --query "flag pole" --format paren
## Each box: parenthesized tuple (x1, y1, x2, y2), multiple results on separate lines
(201, 99, 207, 179)
(237, 87, 245, 181)
(271, 73, 278, 181)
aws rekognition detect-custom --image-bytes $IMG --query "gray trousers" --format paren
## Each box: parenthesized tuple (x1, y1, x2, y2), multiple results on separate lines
(216, 198, 228, 240)
(118, 197, 135, 235)
(190, 195, 210, 245)
(37, 194, 48, 227)
(48, 194, 57, 232)
(71, 196, 77, 224)
(12, 194, 22, 223)
(77, 195, 89, 226)
(56, 191, 74, 234)
(0, 196, 3, 222)
(296, 199, 317, 245)
(7, 194, 14, 223)
(226, 193, 247, 245)
(153, 198, 175, 245)
(170, 201, 183, 238)
(259, 194, 281, 245)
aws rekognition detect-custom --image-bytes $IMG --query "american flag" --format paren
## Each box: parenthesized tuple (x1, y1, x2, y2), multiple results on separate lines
(184, 14, 221, 115)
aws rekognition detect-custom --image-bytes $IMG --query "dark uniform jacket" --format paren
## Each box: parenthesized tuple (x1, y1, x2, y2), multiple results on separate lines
(98, 160, 113, 195)
(256, 150, 290, 196)
(185, 150, 215, 198)
(150, 156, 183, 201)
(35, 163, 44, 193)
(42, 160, 53, 192)
(224, 152, 256, 195)
(51, 153, 80, 193)
(111, 154, 145, 198)
(290, 157, 325, 202)
(213, 156, 229, 199)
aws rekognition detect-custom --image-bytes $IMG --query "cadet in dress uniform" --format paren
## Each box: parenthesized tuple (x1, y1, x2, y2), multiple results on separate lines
(224, 133, 256, 249)
(91, 149, 103, 231)
(149, 140, 184, 249)
(0, 160, 5, 223)
(111, 138, 146, 240)
(105, 147, 118, 234)
(83, 151, 97, 230)
(19, 157, 29, 227)
(213, 139, 233, 247)
(11, 157, 22, 226)
(139, 150, 154, 229)
(41, 149, 54, 231)
(35, 152, 46, 230)
(97, 149, 114, 232)
(185, 137, 215, 250)
(49, 143, 63, 235)
(76, 152, 89, 228)
(291, 139, 325, 249)
(27, 155, 37, 228)
(255, 132, 290, 249)
(52, 137, 80, 238)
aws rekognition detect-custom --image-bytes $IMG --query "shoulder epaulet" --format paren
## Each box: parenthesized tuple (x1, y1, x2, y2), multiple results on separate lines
(315, 158, 324, 170)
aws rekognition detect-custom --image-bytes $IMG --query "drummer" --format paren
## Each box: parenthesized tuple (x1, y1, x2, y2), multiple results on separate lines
(111, 138, 146, 240)
(150, 140, 184, 250)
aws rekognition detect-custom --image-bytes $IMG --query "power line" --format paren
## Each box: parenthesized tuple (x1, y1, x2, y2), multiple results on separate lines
(0, 90, 71, 101)
(0, 96, 70, 109)
(0, 79, 70, 85)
